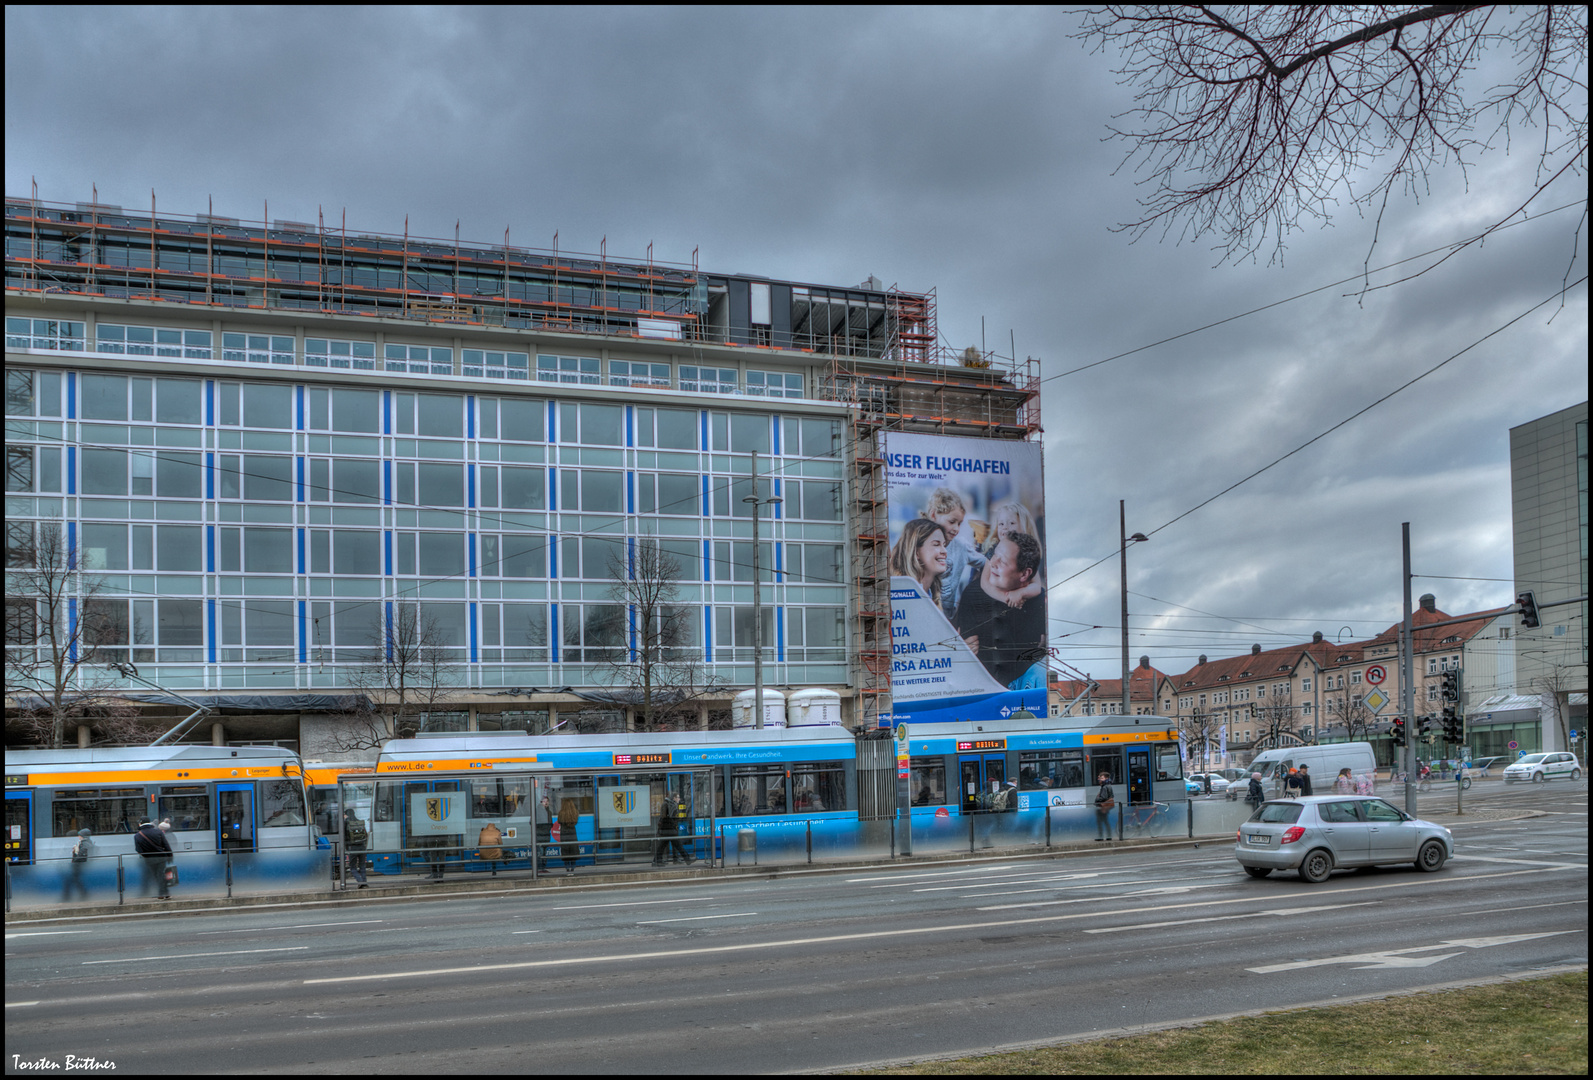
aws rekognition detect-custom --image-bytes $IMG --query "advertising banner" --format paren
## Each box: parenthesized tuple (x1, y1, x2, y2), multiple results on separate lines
(883, 432, 1047, 727)
(408, 791, 468, 835)
(597, 785, 653, 828)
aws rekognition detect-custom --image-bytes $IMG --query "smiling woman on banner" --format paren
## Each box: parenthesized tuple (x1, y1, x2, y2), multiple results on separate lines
(889, 517, 950, 599)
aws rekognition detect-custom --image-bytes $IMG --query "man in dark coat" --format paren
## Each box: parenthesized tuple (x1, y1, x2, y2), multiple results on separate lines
(954, 533, 1046, 688)
(133, 818, 174, 899)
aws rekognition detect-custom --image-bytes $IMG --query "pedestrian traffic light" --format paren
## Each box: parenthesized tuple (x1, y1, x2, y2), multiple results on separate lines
(1517, 589, 1540, 629)
(1392, 717, 1406, 747)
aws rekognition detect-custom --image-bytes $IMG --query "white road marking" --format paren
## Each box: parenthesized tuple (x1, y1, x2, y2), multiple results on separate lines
(4, 1002, 41, 1008)
(1247, 931, 1579, 973)
(1085, 901, 1378, 934)
(6, 931, 93, 939)
(512, 930, 542, 935)
(637, 912, 759, 924)
(83, 946, 311, 965)
(198, 920, 384, 934)
(551, 897, 719, 910)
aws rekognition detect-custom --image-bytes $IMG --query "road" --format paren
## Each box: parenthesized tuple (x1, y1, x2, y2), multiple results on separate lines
(5, 780, 1586, 1074)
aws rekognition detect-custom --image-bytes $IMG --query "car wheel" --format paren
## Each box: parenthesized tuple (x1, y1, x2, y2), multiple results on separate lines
(1244, 866, 1271, 879)
(1532, 772, 1545, 784)
(1461, 776, 1472, 791)
(1572, 769, 1582, 781)
(1297, 849, 1333, 883)
(1416, 840, 1447, 873)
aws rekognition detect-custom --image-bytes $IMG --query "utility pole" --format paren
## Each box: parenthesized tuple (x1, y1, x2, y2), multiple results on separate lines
(1400, 523, 1417, 817)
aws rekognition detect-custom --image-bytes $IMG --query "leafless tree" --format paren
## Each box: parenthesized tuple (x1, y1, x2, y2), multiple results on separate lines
(4, 521, 131, 748)
(1251, 685, 1301, 748)
(1323, 688, 1378, 742)
(1078, 6, 1589, 265)
(1532, 663, 1580, 751)
(601, 538, 723, 732)
(337, 603, 461, 752)
(1180, 707, 1220, 775)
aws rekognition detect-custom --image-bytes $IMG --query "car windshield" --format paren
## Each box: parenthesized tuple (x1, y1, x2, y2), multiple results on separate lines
(1514, 754, 1548, 765)
(1248, 802, 1303, 824)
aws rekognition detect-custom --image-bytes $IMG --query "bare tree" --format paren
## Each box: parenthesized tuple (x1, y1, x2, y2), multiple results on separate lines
(1251, 685, 1301, 748)
(1532, 663, 1580, 752)
(602, 538, 723, 731)
(1079, 6, 1589, 264)
(1180, 707, 1220, 775)
(4, 521, 130, 748)
(338, 603, 460, 752)
(1323, 688, 1378, 742)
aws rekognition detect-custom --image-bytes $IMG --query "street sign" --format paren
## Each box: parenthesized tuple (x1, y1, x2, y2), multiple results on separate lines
(1363, 687, 1389, 714)
(1365, 664, 1387, 685)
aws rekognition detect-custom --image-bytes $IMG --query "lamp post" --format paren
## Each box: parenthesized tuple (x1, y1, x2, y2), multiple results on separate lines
(1120, 500, 1149, 720)
(743, 451, 782, 729)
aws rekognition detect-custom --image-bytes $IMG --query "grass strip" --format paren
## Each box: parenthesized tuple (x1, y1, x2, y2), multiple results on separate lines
(855, 970, 1587, 1075)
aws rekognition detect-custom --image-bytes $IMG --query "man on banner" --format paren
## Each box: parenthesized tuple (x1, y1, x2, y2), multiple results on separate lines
(953, 533, 1047, 689)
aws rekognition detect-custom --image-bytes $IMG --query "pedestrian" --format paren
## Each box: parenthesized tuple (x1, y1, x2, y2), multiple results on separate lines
(1284, 768, 1302, 797)
(1297, 764, 1314, 796)
(63, 828, 92, 901)
(1094, 772, 1115, 841)
(477, 821, 504, 876)
(674, 790, 696, 864)
(133, 818, 174, 899)
(1246, 772, 1265, 807)
(343, 807, 369, 888)
(558, 796, 580, 875)
(1334, 767, 1355, 794)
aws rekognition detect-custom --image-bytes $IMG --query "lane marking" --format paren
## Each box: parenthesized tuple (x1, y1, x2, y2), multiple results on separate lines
(83, 946, 310, 965)
(5, 1002, 41, 1008)
(550, 897, 719, 910)
(637, 912, 759, 924)
(302, 893, 1424, 986)
(198, 920, 384, 935)
(1085, 901, 1378, 933)
(512, 930, 542, 935)
(1247, 931, 1580, 973)
(976, 865, 1585, 911)
(6, 931, 93, 939)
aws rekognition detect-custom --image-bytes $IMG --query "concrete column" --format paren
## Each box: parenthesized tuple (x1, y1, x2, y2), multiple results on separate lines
(211, 722, 226, 746)
(77, 725, 91, 749)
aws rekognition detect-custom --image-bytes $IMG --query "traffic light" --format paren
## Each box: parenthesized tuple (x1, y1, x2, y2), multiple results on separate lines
(1517, 590, 1540, 629)
(1392, 717, 1406, 747)
(1439, 670, 1463, 742)
(1418, 714, 1433, 740)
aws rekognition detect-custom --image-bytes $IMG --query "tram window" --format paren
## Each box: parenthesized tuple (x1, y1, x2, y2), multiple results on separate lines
(1018, 750, 1085, 789)
(159, 786, 211, 831)
(729, 765, 788, 816)
(259, 779, 307, 827)
(373, 781, 398, 823)
(790, 762, 846, 812)
(1155, 745, 1183, 781)
(51, 788, 147, 837)
(1089, 752, 1124, 785)
(469, 778, 531, 819)
(910, 760, 947, 805)
(309, 787, 342, 835)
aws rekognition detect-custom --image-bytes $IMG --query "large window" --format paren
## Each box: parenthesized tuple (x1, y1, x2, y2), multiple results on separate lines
(51, 788, 148, 837)
(782, 416, 841, 458)
(560, 604, 625, 663)
(558, 469, 623, 512)
(609, 360, 669, 388)
(222, 333, 295, 365)
(784, 480, 842, 521)
(746, 370, 802, 398)
(560, 535, 625, 580)
(680, 366, 737, 394)
(481, 397, 547, 443)
(911, 760, 947, 805)
(637, 473, 699, 516)
(4, 368, 63, 416)
(481, 534, 548, 578)
(479, 603, 550, 662)
(783, 543, 844, 584)
(95, 324, 212, 359)
(1018, 750, 1086, 790)
(386, 344, 454, 375)
(634, 407, 697, 450)
(304, 337, 377, 370)
(462, 349, 530, 380)
(558, 402, 622, 445)
(537, 354, 600, 384)
(786, 607, 845, 662)
(6, 317, 86, 352)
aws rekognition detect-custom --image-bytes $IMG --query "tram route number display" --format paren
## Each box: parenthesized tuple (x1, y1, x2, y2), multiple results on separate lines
(957, 739, 1006, 752)
(613, 753, 670, 766)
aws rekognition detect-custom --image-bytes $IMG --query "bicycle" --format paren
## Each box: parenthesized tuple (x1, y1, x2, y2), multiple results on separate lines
(1122, 801, 1174, 839)
(1392, 771, 1432, 794)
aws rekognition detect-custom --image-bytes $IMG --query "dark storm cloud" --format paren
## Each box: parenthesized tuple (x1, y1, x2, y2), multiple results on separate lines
(5, 6, 1586, 682)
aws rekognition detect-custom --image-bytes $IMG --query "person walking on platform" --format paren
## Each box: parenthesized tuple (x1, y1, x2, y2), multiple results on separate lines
(343, 807, 369, 888)
(478, 821, 504, 876)
(63, 828, 93, 901)
(134, 818, 173, 899)
(558, 796, 580, 875)
(1094, 773, 1116, 841)
(652, 796, 678, 866)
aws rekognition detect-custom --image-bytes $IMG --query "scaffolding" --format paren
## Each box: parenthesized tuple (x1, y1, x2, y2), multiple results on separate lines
(820, 289, 1041, 730)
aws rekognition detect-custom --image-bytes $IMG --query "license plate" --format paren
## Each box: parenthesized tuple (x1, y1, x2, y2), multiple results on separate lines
(1246, 834, 1271, 846)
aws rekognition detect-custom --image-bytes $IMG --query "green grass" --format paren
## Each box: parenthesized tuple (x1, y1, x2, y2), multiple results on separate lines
(855, 971, 1587, 1075)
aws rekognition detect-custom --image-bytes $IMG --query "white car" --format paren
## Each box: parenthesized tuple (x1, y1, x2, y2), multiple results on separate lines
(1186, 772, 1231, 793)
(1502, 752, 1583, 783)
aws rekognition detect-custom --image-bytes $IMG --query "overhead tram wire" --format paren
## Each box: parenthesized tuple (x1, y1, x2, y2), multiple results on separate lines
(1042, 273, 1590, 608)
(1038, 199, 1588, 386)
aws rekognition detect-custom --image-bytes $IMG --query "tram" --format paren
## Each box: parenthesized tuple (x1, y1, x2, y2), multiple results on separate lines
(4, 744, 316, 865)
(307, 714, 1185, 873)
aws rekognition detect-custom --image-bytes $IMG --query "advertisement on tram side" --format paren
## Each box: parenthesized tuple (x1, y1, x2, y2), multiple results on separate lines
(882, 432, 1047, 727)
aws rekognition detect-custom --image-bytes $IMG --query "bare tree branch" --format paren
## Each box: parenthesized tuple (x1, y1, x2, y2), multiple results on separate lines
(335, 604, 462, 752)
(1079, 5, 1589, 264)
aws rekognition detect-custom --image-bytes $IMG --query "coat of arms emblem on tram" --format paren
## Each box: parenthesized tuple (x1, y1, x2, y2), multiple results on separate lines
(613, 790, 635, 816)
(425, 796, 453, 822)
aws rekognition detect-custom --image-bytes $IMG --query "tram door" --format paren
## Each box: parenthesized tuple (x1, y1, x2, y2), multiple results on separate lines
(5, 791, 33, 865)
(959, 754, 1007, 814)
(1127, 749, 1152, 805)
(217, 783, 257, 852)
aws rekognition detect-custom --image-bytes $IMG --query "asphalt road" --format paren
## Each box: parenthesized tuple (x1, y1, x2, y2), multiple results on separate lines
(6, 779, 1586, 1074)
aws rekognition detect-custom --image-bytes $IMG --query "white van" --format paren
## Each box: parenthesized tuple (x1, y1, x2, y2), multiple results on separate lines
(1234, 742, 1379, 798)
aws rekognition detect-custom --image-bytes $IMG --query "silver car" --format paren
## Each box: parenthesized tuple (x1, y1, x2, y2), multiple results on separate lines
(1234, 795, 1454, 883)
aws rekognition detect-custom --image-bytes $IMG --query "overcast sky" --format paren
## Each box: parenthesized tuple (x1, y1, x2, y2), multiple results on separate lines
(6, 7, 1587, 691)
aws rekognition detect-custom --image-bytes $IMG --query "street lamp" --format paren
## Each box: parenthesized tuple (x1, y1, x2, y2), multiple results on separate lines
(1120, 500, 1149, 720)
(742, 451, 782, 729)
